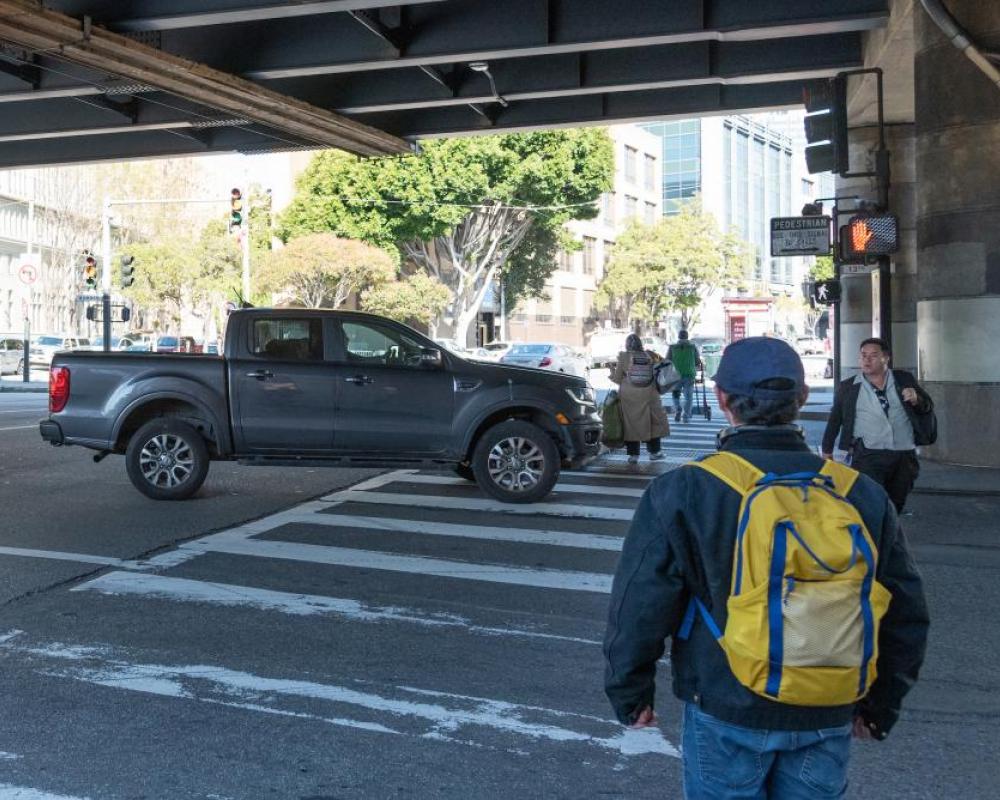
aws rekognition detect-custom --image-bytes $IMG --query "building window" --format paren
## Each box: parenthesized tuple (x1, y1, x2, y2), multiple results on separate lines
(582, 236, 596, 275)
(560, 315, 575, 326)
(624, 195, 638, 219)
(601, 192, 615, 225)
(511, 313, 527, 323)
(644, 154, 656, 191)
(603, 240, 614, 272)
(558, 250, 573, 272)
(624, 146, 638, 183)
(535, 314, 553, 324)
(644, 202, 656, 225)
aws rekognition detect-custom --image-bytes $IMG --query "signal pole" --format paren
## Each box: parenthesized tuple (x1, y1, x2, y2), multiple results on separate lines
(101, 197, 113, 352)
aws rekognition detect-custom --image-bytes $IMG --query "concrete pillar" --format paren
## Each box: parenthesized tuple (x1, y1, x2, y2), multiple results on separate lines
(915, 2, 1000, 466)
(835, 124, 918, 378)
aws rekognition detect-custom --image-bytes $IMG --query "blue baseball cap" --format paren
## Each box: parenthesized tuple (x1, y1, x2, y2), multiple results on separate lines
(713, 337, 805, 400)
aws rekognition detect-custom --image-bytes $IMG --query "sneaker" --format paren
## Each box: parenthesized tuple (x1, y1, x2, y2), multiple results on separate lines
(649, 452, 665, 462)
(627, 455, 639, 464)
(674, 411, 681, 423)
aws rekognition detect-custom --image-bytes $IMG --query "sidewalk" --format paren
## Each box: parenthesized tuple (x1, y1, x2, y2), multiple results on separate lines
(0, 374, 47, 393)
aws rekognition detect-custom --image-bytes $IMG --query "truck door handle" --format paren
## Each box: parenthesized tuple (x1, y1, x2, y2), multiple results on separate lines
(246, 369, 274, 380)
(344, 374, 373, 385)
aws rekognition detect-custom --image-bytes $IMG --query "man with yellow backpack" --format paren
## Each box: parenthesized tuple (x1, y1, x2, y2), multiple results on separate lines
(604, 337, 929, 799)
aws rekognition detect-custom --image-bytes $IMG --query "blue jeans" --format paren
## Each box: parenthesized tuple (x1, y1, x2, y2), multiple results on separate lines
(673, 376, 696, 420)
(682, 704, 852, 799)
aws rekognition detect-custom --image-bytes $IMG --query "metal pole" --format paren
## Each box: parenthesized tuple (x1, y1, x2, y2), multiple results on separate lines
(832, 199, 842, 384)
(241, 196, 251, 301)
(101, 197, 112, 353)
(23, 199, 33, 383)
(499, 276, 506, 341)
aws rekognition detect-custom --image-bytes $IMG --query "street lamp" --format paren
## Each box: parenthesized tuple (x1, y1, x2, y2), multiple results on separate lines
(468, 61, 508, 108)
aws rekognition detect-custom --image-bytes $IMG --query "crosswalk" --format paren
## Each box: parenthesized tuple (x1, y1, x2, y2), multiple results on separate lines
(1, 404, 728, 797)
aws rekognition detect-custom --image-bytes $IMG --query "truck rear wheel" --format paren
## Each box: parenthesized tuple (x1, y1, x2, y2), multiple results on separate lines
(471, 420, 559, 504)
(125, 418, 210, 501)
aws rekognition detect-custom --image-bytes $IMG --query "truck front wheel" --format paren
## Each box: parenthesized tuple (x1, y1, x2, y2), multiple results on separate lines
(471, 420, 560, 504)
(125, 418, 210, 501)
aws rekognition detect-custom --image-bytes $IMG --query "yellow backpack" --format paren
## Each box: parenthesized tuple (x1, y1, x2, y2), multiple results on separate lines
(678, 452, 892, 706)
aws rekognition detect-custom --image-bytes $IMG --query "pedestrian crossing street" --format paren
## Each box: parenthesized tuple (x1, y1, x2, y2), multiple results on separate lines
(0, 410, 729, 797)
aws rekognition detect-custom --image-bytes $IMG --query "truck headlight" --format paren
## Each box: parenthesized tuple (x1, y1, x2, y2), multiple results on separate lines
(566, 386, 596, 407)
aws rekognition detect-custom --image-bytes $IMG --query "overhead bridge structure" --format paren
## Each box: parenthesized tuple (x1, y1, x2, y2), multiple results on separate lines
(0, 0, 888, 167)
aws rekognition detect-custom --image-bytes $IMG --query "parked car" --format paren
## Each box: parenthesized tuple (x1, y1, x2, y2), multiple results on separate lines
(155, 336, 202, 353)
(587, 328, 631, 368)
(29, 335, 90, 368)
(39, 309, 601, 504)
(469, 341, 514, 361)
(641, 335, 669, 358)
(0, 337, 25, 375)
(501, 343, 589, 378)
(796, 336, 826, 355)
(433, 338, 473, 356)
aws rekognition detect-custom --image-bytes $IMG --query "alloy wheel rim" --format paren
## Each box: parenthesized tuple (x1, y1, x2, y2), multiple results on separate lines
(487, 436, 545, 491)
(139, 433, 195, 489)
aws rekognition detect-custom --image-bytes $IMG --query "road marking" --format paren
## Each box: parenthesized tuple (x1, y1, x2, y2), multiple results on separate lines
(321, 490, 635, 521)
(388, 473, 644, 498)
(0, 785, 90, 799)
(0, 547, 125, 566)
(74, 572, 602, 645)
(0, 424, 36, 432)
(562, 470, 655, 481)
(285, 511, 625, 551)
(177, 537, 613, 592)
(19, 639, 677, 758)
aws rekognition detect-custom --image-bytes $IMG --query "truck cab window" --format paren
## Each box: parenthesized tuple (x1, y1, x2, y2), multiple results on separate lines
(341, 321, 426, 368)
(252, 318, 323, 361)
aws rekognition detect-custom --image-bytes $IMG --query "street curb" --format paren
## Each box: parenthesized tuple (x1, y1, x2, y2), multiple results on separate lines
(0, 385, 47, 393)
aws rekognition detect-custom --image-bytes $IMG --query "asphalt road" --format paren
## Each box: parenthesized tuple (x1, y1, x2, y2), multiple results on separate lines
(0, 391, 996, 799)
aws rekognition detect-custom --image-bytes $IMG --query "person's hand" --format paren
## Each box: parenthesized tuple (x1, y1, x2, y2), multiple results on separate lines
(821, 452, 834, 460)
(901, 387, 919, 405)
(629, 706, 658, 728)
(852, 716, 874, 741)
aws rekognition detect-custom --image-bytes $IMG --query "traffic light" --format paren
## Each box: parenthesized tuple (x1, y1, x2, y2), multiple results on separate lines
(803, 76, 848, 175)
(840, 213, 900, 261)
(82, 251, 98, 289)
(229, 187, 243, 232)
(120, 255, 135, 288)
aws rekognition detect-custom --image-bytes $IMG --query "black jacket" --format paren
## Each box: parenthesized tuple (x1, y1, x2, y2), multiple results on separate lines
(822, 369, 934, 454)
(604, 426, 929, 736)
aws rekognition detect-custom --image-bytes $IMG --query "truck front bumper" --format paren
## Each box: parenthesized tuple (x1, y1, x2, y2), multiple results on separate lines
(565, 419, 602, 468)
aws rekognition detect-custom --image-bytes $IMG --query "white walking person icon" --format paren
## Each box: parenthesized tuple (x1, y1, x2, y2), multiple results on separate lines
(817, 284, 829, 301)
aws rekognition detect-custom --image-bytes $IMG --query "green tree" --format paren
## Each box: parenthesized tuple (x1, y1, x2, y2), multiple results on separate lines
(595, 202, 749, 330)
(259, 233, 396, 308)
(279, 130, 614, 343)
(810, 255, 835, 281)
(361, 272, 451, 331)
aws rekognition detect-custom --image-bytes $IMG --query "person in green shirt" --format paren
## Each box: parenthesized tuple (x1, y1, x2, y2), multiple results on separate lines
(667, 330, 701, 423)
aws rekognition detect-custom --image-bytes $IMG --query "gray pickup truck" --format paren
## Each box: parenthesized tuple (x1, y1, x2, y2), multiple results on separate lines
(39, 309, 601, 503)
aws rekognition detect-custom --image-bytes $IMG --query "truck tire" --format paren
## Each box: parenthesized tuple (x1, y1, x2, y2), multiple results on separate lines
(471, 420, 560, 504)
(125, 418, 210, 501)
(453, 463, 476, 482)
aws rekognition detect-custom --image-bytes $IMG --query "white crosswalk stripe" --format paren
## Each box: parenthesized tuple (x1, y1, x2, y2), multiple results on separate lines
(48, 410, 730, 773)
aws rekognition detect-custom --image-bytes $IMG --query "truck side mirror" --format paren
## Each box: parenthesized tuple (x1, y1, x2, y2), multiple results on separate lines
(420, 347, 443, 368)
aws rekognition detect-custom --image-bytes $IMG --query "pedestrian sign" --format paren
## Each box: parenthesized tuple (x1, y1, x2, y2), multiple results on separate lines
(770, 216, 832, 257)
(812, 279, 841, 306)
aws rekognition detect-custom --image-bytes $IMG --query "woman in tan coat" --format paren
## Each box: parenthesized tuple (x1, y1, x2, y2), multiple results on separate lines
(610, 333, 671, 464)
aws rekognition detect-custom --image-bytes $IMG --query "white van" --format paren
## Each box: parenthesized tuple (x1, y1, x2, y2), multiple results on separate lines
(587, 328, 631, 368)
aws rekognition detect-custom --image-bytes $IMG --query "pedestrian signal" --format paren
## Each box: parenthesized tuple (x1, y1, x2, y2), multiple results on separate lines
(840, 214, 899, 261)
(812, 279, 841, 306)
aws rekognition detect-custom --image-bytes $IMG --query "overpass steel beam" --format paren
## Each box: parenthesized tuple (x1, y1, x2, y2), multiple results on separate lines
(273, 34, 864, 115)
(364, 81, 808, 139)
(0, 0, 409, 156)
(186, 0, 887, 80)
(51, 0, 447, 33)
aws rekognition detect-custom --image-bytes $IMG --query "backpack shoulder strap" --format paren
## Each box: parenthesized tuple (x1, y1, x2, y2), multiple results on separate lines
(819, 459, 860, 497)
(689, 452, 765, 495)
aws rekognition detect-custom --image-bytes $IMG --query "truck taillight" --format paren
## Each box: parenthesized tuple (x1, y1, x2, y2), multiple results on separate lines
(49, 366, 70, 413)
(539, 357, 552, 367)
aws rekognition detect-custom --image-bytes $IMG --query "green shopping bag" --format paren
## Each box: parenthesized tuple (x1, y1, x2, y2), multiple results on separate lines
(600, 390, 625, 449)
